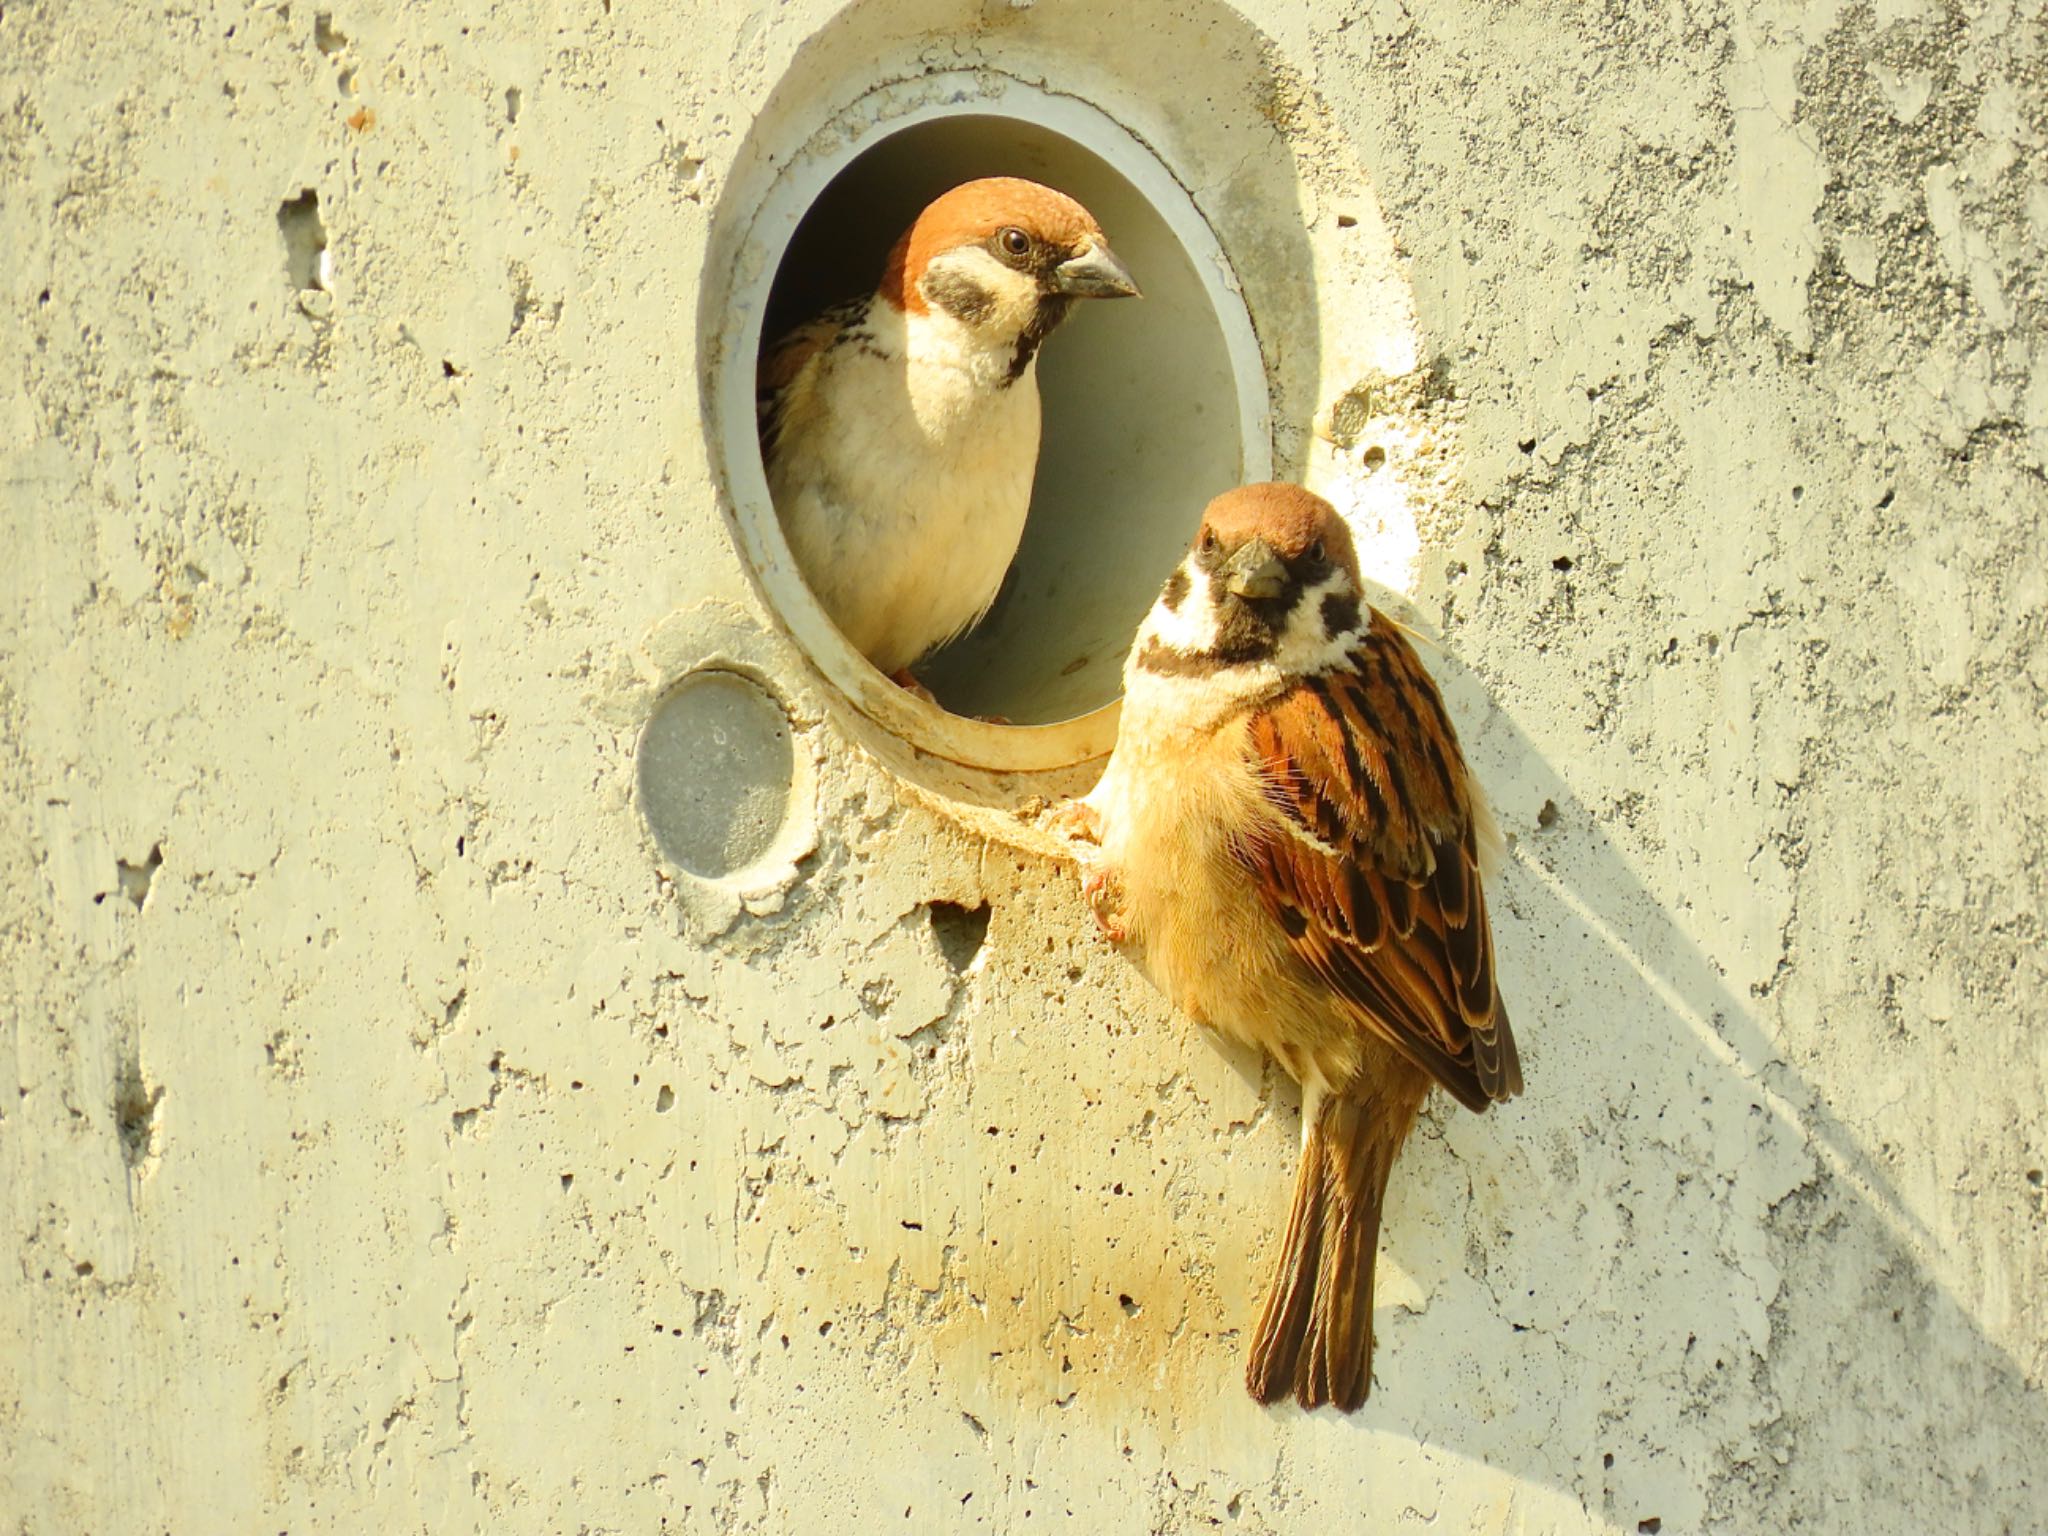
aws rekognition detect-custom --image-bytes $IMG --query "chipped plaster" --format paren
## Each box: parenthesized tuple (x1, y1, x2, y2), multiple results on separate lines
(2, 0, 2044, 1531)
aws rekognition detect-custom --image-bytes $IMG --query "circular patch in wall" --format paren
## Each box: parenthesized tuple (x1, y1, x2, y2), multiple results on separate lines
(636, 668, 797, 881)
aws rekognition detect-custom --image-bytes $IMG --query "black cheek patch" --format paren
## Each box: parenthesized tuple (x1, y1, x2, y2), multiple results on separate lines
(1160, 567, 1191, 612)
(1320, 592, 1361, 637)
(922, 268, 996, 325)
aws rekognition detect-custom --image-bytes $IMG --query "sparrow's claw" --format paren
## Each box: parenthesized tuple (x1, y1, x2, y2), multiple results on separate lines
(1081, 865, 1129, 944)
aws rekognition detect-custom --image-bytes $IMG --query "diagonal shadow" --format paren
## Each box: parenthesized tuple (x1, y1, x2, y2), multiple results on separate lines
(1275, 681, 2048, 1531)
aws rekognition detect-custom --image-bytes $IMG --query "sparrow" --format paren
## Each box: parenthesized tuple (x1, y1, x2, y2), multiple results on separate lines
(1059, 482, 1522, 1412)
(758, 177, 1140, 682)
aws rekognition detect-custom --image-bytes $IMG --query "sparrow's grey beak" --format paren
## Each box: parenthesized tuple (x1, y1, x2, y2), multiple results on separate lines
(1222, 537, 1287, 600)
(1053, 241, 1141, 299)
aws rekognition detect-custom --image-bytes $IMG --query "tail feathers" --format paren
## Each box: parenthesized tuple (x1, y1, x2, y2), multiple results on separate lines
(1245, 1095, 1405, 1412)
(1243, 1141, 1326, 1404)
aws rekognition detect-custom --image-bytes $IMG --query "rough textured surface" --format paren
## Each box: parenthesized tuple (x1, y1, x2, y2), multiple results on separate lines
(3, 0, 2044, 1531)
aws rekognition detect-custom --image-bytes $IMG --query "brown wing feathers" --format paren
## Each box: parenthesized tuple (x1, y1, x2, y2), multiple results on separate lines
(1247, 616, 1521, 1110)
(1248, 836, 1489, 1109)
(756, 298, 868, 455)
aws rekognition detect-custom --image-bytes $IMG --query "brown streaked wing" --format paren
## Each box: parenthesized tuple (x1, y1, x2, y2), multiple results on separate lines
(757, 301, 861, 452)
(1244, 616, 1521, 1109)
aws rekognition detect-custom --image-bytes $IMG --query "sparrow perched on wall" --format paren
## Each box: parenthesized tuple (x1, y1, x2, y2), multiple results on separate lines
(1060, 483, 1521, 1411)
(758, 177, 1140, 681)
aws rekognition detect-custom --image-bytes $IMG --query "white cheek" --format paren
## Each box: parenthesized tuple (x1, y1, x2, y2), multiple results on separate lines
(1136, 561, 1219, 653)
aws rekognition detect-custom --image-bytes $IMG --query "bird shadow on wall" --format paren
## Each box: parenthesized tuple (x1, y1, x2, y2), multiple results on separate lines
(1291, 682, 2048, 1523)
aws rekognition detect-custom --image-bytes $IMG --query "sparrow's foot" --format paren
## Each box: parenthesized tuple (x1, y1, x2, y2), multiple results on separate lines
(1081, 865, 1129, 944)
(1038, 799, 1123, 936)
(888, 668, 940, 707)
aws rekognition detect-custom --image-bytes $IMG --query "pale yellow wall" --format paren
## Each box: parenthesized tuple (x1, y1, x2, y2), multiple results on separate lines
(3, 1, 2044, 1532)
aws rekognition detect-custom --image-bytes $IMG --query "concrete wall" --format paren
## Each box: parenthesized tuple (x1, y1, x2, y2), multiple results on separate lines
(3, 0, 2044, 1531)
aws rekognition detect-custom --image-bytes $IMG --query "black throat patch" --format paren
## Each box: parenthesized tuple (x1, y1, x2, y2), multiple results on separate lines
(1208, 595, 1286, 663)
(1006, 295, 1074, 383)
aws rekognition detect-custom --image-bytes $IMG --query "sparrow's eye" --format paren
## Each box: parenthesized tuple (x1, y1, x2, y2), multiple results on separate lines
(1308, 540, 1326, 563)
(998, 227, 1031, 261)
(1199, 528, 1218, 553)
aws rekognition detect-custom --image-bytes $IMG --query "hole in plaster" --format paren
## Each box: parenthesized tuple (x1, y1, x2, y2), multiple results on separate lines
(655, 1084, 675, 1113)
(1639, 1522, 1662, 1534)
(1362, 445, 1387, 472)
(1326, 385, 1374, 448)
(1536, 800, 1559, 830)
(277, 190, 329, 292)
(116, 844, 163, 909)
(115, 1066, 161, 1167)
(926, 901, 991, 974)
(635, 669, 796, 881)
(1553, 554, 1574, 571)
(1118, 1293, 1140, 1317)
(313, 12, 347, 53)
(711, 73, 1268, 773)
(505, 86, 522, 123)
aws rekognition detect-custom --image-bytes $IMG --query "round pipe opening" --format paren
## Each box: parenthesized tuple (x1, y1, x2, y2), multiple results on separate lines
(712, 74, 1269, 775)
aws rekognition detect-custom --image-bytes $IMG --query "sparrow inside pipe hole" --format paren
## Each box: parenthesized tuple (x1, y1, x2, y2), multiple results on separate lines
(757, 176, 1139, 707)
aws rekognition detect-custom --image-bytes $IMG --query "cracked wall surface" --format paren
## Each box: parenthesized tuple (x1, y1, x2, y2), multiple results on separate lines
(2, 0, 2044, 1531)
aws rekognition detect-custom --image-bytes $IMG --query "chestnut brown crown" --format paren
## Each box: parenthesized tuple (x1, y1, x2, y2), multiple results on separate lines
(1196, 483, 1362, 582)
(880, 177, 1122, 314)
